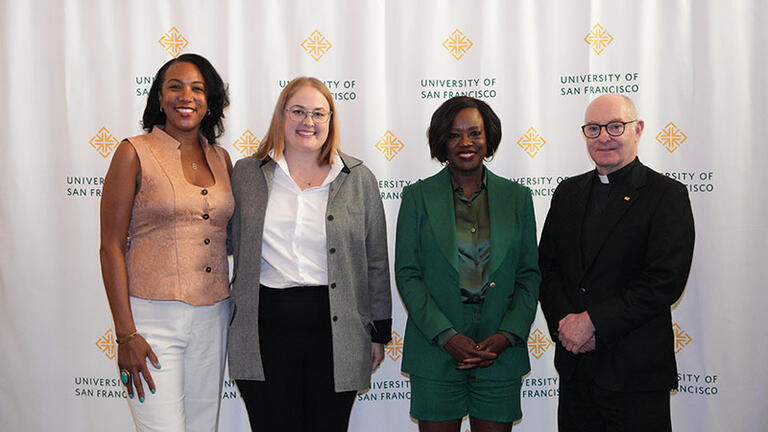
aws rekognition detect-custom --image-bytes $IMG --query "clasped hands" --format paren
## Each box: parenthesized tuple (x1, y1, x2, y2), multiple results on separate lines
(558, 311, 596, 354)
(444, 333, 510, 370)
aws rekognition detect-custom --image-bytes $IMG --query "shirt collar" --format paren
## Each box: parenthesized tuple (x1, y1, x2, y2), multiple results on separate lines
(595, 157, 637, 185)
(270, 150, 343, 188)
(450, 167, 487, 193)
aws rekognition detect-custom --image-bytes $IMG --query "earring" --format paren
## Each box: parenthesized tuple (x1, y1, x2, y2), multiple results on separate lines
(207, 109, 211, 116)
(160, 106, 164, 113)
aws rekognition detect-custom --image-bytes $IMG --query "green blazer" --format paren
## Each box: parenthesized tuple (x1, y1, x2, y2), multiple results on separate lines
(395, 167, 541, 380)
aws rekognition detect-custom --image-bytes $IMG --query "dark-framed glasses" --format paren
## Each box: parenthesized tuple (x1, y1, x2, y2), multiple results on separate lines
(285, 108, 332, 124)
(581, 120, 638, 138)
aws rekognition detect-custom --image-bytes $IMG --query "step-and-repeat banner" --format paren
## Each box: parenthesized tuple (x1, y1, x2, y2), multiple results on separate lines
(1, 1, 766, 431)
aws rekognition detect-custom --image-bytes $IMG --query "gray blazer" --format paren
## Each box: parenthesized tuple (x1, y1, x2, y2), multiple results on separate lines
(227, 152, 392, 392)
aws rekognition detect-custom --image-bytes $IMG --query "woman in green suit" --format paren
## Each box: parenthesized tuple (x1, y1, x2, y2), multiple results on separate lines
(395, 96, 541, 432)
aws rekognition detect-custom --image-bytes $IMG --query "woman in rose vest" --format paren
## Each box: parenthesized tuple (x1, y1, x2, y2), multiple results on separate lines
(100, 53, 233, 432)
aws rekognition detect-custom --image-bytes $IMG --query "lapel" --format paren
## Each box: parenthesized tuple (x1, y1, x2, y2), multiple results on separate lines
(581, 160, 648, 273)
(259, 157, 276, 197)
(487, 170, 514, 276)
(423, 167, 459, 271)
(327, 153, 352, 206)
(145, 127, 184, 195)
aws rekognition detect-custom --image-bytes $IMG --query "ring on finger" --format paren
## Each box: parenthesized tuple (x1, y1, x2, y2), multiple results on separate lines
(120, 369, 130, 385)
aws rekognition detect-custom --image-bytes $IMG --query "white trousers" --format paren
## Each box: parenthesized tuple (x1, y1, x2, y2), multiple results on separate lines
(126, 297, 229, 432)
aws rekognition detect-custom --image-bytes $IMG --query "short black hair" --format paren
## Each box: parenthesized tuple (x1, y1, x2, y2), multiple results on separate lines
(142, 53, 230, 144)
(427, 96, 502, 162)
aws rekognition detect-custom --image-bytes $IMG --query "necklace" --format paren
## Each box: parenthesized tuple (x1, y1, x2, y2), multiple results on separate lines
(293, 166, 329, 188)
(191, 162, 198, 170)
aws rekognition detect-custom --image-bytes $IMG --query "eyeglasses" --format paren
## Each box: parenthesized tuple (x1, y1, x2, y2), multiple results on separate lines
(285, 108, 332, 124)
(581, 120, 638, 138)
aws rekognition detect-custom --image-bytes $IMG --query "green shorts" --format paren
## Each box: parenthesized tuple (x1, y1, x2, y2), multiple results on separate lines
(409, 304, 522, 423)
(410, 373, 522, 423)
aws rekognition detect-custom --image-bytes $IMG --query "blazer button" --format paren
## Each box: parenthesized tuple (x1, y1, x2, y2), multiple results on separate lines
(204, 238, 210, 245)
(332, 315, 338, 322)
(580, 287, 586, 293)
(201, 189, 208, 195)
(327, 215, 334, 221)
(330, 283, 336, 289)
(202, 213, 210, 220)
(489, 281, 496, 288)
(205, 267, 212, 273)
(329, 248, 336, 254)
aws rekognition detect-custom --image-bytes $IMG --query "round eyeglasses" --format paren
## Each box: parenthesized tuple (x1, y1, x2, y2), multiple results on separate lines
(581, 120, 638, 138)
(285, 108, 332, 124)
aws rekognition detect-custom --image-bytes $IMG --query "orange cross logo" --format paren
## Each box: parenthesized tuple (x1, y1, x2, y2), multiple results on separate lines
(443, 29, 473, 61)
(385, 331, 404, 362)
(673, 323, 692, 354)
(517, 127, 546, 158)
(96, 329, 116, 360)
(584, 24, 614, 55)
(527, 328, 553, 360)
(656, 122, 688, 153)
(301, 30, 333, 61)
(158, 27, 188, 58)
(232, 129, 261, 157)
(90, 127, 120, 159)
(376, 131, 405, 161)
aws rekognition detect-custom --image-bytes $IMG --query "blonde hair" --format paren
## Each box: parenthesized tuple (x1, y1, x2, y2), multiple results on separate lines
(255, 77, 339, 165)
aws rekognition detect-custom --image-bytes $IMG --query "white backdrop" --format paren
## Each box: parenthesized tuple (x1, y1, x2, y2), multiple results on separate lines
(1, 1, 766, 431)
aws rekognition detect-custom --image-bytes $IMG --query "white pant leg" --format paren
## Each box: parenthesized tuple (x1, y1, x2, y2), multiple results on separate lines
(183, 298, 229, 432)
(127, 297, 188, 432)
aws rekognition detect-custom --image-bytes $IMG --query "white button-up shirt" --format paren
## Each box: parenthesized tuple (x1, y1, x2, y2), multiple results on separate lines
(259, 153, 343, 288)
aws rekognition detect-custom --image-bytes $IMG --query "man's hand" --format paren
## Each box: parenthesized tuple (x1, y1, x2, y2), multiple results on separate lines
(558, 311, 595, 353)
(575, 333, 596, 354)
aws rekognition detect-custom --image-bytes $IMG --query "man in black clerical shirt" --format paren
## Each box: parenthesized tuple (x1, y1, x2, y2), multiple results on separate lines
(538, 94, 695, 432)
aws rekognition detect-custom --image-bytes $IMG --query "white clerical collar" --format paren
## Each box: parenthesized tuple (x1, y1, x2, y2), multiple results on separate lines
(598, 174, 609, 184)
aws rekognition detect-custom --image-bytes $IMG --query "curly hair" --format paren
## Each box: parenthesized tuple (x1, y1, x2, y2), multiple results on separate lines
(142, 53, 230, 144)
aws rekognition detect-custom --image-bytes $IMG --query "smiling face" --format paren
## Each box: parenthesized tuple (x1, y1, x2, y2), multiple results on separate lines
(158, 61, 207, 138)
(584, 94, 644, 175)
(445, 107, 487, 177)
(282, 85, 331, 157)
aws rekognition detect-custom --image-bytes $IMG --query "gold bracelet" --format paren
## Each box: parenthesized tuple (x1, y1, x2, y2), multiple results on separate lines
(116, 331, 138, 344)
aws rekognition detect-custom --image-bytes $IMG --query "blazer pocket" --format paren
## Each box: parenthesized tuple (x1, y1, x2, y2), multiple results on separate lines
(343, 206, 366, 240)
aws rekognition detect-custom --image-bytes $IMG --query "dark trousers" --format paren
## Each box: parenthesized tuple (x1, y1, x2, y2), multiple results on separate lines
(558, 377, 672, 432)
(236, 285, 356, 432)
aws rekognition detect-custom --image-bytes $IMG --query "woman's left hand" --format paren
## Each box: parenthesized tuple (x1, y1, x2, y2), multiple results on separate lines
(371, 343, 385, 372)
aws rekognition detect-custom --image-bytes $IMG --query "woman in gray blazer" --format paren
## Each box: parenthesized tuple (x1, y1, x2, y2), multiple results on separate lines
(227, 77, 392, 431)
